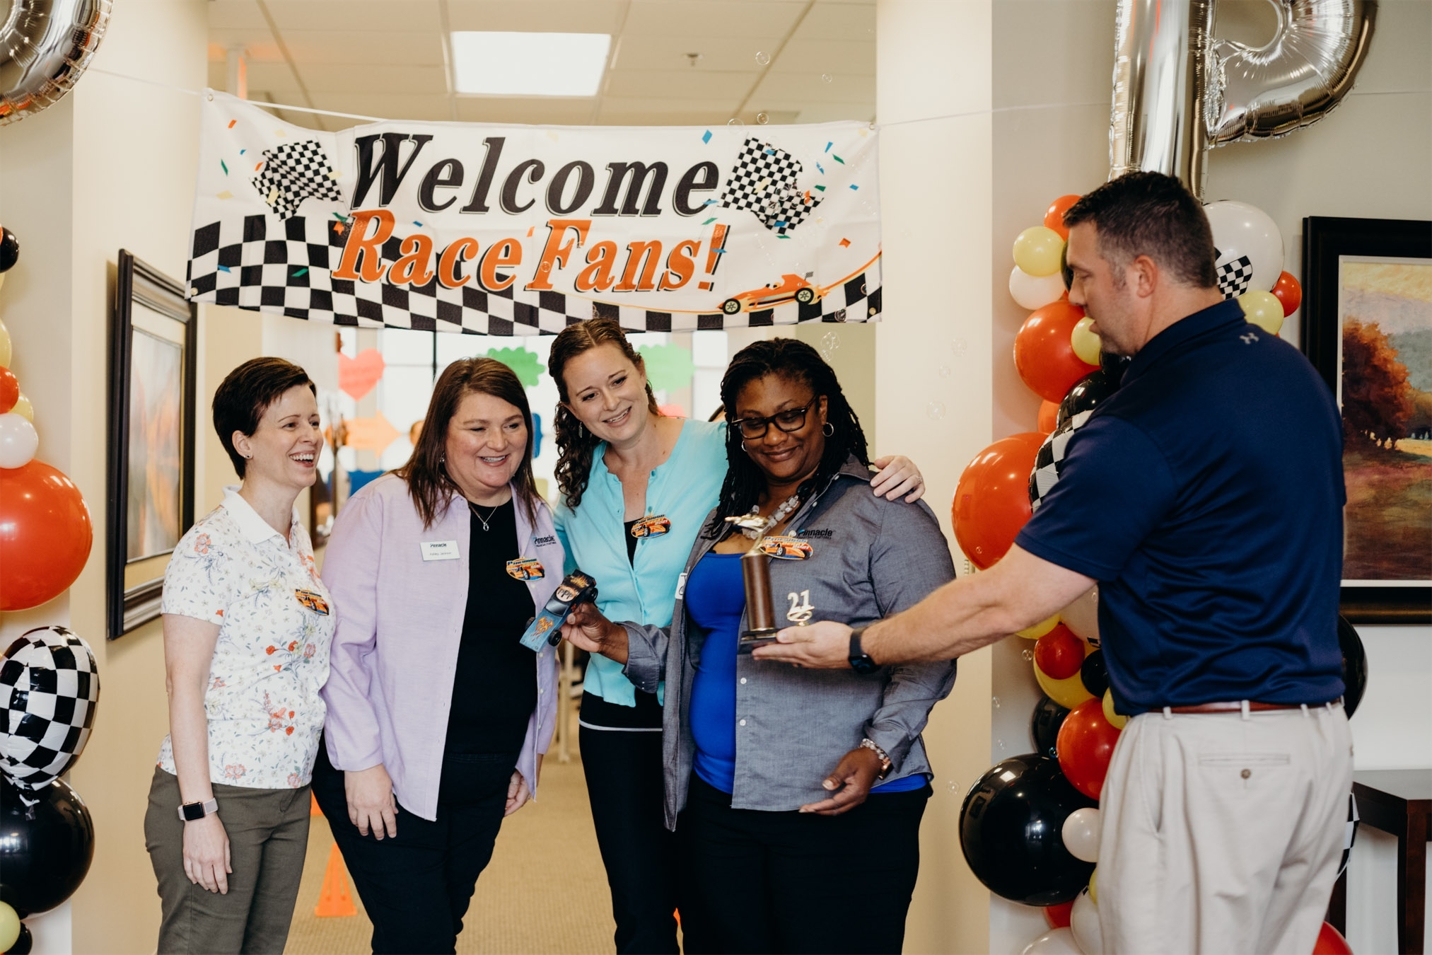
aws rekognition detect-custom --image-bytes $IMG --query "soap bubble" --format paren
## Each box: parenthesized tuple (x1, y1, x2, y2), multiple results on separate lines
(727, 117, 743, 126)
(938, 364, 952, 378)
(756, 112, 769, 125)
(926, 401, 947, 420)
(820, 330, 840, 359)
(992, 696, 1001, 709)
(821, 73, 833, 83)
(951, 337, 968, 357)
(755, 51, 770, 65)
(1021, 648, 1034, 662)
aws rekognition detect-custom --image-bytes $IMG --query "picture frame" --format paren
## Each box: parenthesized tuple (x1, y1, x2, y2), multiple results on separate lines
(1302, 216, 1432, 624)
(107, 251, 198, 639)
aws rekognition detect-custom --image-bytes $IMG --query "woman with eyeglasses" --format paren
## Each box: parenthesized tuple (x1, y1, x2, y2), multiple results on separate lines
(561, 338, 957, 955)
(546, 320, 924, 954)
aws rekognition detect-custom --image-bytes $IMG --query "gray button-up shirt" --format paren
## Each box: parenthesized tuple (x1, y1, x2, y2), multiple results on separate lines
(622, 457, 958, 828)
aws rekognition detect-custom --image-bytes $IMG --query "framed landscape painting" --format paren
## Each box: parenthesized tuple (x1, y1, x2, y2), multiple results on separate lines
(1302, 217, 1432, 623)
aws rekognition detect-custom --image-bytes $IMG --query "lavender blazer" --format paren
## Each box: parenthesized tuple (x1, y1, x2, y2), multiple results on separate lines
(319, 473, 562, 821)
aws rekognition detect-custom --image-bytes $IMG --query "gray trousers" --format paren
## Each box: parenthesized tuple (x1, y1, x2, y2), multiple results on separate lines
(144, 766, 311, 954)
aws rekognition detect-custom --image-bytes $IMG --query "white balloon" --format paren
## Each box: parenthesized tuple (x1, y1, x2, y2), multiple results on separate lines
(1010, 265, 1067, 311)
(1070, 887, 1104, 955)
(0, 412, 38, 468)
(1062, 806, 1102, 863)
(1020, 927, 1084, 955)
(1204, 200, 1284, 299)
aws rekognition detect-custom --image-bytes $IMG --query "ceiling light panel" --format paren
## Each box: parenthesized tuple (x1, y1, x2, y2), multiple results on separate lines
(451, 32, 611, 96)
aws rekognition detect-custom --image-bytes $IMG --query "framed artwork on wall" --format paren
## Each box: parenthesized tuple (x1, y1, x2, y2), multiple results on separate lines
(107, 250, 198, 639)
(1302, 217, 1432, 624)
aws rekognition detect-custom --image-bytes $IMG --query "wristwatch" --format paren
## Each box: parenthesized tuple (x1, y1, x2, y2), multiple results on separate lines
(848, 625, 879, 674)
(178, 798, 219, 822)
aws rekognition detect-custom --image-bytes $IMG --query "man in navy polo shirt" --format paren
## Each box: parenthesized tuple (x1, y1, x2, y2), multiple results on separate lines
(758, 172, 1352, 953)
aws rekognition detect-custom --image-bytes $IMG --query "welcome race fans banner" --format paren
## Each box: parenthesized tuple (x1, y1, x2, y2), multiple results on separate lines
(187, 92, 883, 335)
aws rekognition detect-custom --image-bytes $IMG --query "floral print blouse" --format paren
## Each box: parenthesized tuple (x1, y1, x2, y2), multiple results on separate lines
(157, 487, 335, 789)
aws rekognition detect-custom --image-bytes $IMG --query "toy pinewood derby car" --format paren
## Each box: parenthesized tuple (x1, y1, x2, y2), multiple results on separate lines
(518, 569, 598, 652)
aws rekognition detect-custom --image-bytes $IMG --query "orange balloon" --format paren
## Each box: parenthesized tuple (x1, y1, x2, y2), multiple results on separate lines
(1056, 698, 1121, 800)
(0, 366, 17, 414)
(1043, 194, 1081, 240)
(1037, 400, 1059, 434)
(952, 432, 1045, 569)
(1312, 922, 1352, 955)
(1014, 300, 1097, 403)
(1271, 271, 1302, 317)
(0, 460, 94, 611)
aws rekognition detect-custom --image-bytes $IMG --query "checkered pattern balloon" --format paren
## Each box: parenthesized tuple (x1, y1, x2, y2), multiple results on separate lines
(1337, 791, 1359, 879)
(251, 140, 344, 221)
(1214, 249, 1255, 300)
(1028, 409, 1095, 512)
(718, 137, 823, 236)
(1, 626, 100, 790)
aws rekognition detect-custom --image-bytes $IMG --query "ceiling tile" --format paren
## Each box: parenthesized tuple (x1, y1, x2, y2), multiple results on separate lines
(279, 30, 447, 65)
(796, 0, 876, 41)
(265, 0, 443, 33)
(768, 38, 874, 75)
(211, 28, 280, 59)
(245, 60, 305, 92)
(604, 69, 752, 102)
(751, 70, 874, 105)
(446, 0, 628, 33)
(209, 0, 268, 30)
(297, 63, 449, 95)
(613, 35, 772, 72)
(454, 96, 600, 125)
(623, 1, 807, 39)
(308, 91, 454, 122)
(790, 102, 875, 124)
(594, 105, 733, 127)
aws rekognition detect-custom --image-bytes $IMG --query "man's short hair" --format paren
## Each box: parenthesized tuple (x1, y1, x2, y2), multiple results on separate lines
(213, 357, 315, 478)
(1063, 172, 1216, 289)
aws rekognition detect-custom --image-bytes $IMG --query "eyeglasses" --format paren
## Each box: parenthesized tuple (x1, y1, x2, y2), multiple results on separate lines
(733, 400, 818, 439)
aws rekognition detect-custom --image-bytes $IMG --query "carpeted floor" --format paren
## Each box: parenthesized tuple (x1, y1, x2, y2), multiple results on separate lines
(284, 722, 618, 954)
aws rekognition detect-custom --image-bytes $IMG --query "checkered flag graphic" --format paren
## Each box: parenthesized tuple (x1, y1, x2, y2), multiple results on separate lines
(251, 140, 344, 220)
(187, 215, 883, 333)
(718, 137, 823, 236)
(1, 626, 100, 790)
(1214, 248, 1255, 300)
(1028, 409, 1095, 513)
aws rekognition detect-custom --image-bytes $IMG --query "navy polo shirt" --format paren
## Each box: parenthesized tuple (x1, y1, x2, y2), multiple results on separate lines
(1016, 299, 1346, 713)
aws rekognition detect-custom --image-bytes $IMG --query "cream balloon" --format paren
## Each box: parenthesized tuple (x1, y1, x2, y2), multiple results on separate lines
(1014, 226, 1066, 278)
(1062, 807, 1102, 863)
(1239, 289, 1285, 334)
(10, 393, 32, 422)
(1019, 927, 1084, 955)
(1205, 201, 1284, 298)
(1071, 316, 1102, 366)
(1102, 689, 1128, 730)
(1070, 887, 1104, 955)
(1017, 614, 1060, 640)
(1060, 587, 1100, 647)
(1010, 265, 1067, 310)
(0, 411, 38, 467)
(0, 318, 10, 366)
(1089, 867, 1098, 905)
(0, 901, 18, 953)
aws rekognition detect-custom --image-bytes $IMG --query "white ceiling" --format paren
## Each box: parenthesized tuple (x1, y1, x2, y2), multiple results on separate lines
(206, 0, 876, 131)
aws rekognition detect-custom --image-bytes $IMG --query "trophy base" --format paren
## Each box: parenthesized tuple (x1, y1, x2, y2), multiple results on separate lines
(738, 628, 778, 654)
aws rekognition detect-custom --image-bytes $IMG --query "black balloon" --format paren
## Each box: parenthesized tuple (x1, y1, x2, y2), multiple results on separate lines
(9, 924, 33, 955)
(1337, 614, 1367, 718)
(1056, 369, 1122, 427)
(1080, 650, 1109, 698)
(1030, 695, 1070, 759)
(959, 754, 1097, 905)
(0, 776, 94, 917)
(1100, 351, 1131, 377)
(0, 227, 17, 273)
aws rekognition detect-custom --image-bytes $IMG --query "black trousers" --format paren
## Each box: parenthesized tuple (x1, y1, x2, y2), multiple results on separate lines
(311, 742, 517, 955)
(579, 722, 680, 954)
(677, 774, 930, 955)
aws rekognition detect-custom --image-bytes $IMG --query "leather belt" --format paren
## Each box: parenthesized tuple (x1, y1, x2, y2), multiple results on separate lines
(1166, 699, 1340, 714)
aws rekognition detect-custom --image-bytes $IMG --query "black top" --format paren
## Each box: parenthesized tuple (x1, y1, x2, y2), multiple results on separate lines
(623, 519, 639, 564)
(444, 499, 537, 755)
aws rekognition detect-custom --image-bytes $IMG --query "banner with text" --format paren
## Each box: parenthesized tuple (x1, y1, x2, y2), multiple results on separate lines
(188, 92, 882, 335)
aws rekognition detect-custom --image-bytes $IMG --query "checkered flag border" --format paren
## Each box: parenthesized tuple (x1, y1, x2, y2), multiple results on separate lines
(1215, 251, 1255, 300)
(1028, 409, 1094, 513)
(1, 626, 100, 790)
(717, 137, 823, 236)
(252, 140, 345, 221)
(186, 215, 880, 334)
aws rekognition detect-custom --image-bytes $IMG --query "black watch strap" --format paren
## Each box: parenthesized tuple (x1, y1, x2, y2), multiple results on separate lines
(849, 626, 879, 674)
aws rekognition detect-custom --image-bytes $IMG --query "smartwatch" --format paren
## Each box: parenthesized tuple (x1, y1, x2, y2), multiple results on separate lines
(848, 625, 879, 674)
(178, 798, 219, 822)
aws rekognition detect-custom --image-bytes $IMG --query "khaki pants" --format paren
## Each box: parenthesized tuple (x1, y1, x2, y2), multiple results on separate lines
(144, 766, 311, 954)
(1099, 702, 1353, 955)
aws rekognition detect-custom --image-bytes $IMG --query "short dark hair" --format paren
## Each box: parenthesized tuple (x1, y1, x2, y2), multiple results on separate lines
(395, 357, 540, 529)
(1062, 172, 1216, 289)
(706, 338, 869, 537)
(213, 357, 316, 478)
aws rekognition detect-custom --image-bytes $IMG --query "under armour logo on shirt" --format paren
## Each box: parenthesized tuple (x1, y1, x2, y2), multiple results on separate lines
(1240, 331, 1260, 344)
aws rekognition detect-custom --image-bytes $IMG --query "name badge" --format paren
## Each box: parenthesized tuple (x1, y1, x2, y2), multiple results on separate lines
(758, 536, 813, 560)
(506, 557, 545, 581)
(294, 589, 330, 615)
(420, 540, 460, 562)
(631, 514, 672, 539)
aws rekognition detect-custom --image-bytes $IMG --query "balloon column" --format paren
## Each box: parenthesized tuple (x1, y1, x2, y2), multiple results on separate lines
(0, 228, 102, 944)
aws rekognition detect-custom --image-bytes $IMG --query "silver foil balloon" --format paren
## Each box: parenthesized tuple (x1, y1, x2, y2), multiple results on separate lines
(1108, 0, 1376, 196)
(1206, 0, 1376, 144)
(0, 0, 113, 126)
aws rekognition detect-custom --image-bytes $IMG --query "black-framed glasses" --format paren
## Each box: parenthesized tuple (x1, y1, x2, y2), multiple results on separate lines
(733, 400, 818, 439)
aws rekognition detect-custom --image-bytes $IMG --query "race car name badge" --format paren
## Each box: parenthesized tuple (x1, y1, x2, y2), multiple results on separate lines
(631, 515, 672, 538)
(758, 536, 813, 560)
(506, 557, 545, 581)
(294, 589, 330, 615)
(420, 540, 460, 561)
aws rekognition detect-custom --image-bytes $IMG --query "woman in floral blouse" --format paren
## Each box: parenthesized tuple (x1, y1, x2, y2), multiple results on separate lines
(144, 357, 334, 954)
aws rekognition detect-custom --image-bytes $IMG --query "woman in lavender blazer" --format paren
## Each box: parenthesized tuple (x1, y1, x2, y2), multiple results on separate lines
(313, 358, 562, 955)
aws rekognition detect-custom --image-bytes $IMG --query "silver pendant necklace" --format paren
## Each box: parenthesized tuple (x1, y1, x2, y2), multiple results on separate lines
(468, 500, 501, 532)
(726, 493, 801, 540)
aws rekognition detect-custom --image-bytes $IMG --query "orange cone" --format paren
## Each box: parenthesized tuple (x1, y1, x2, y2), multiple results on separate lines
(314, 844, 357, 917)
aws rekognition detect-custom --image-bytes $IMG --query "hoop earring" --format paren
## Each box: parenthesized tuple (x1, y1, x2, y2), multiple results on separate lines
(822, 422, 834, 437)
(740, 441, 748, 452)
